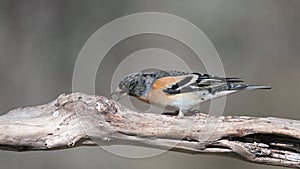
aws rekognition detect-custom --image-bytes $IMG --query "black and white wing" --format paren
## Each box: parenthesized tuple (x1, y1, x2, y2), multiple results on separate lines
(160, 72, 270, 95)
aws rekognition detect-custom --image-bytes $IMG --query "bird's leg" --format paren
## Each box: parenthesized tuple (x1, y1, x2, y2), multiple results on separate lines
(178, 109, 185, 117)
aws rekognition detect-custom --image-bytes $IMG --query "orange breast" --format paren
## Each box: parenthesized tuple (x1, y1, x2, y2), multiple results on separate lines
(136, 77, 182, 107)
(151, 76, 184, 89)
(136, 76, 193, 109)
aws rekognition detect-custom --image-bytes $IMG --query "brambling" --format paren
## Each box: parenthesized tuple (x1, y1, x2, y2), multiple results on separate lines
(112, 70, 271, 116)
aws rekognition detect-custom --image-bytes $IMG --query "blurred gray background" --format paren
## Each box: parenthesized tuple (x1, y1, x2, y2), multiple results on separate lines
(1, 0, 300, 169)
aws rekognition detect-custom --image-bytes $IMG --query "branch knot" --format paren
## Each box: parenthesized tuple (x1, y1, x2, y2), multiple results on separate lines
(95, 96, 117, 114)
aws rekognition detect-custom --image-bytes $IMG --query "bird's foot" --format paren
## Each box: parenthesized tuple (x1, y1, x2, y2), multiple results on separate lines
(177, 110, 185, 117)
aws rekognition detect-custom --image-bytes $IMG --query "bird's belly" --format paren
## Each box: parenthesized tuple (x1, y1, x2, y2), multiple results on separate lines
(139, 90, 231, 111)
(145, 91, 204, 110)
(167, 93, 202, 110)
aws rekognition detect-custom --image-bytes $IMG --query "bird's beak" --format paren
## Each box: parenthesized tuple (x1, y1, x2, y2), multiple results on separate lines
(111, 87, 127, 101)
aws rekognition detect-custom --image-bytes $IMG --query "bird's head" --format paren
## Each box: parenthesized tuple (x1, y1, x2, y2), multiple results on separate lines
(111, 71, 157, 101)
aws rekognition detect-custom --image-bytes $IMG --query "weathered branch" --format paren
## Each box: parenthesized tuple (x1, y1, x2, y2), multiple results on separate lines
(0, 93, 299, 168)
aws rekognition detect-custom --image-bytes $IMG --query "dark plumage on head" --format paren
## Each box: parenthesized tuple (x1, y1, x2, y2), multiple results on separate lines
(118, 72, 156, 97)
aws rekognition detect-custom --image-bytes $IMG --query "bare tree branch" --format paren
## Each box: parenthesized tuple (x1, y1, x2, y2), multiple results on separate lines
(0, 92, 299, 168)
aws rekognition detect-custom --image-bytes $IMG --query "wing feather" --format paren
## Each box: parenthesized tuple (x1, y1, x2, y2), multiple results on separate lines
(160, 72, 246, 95)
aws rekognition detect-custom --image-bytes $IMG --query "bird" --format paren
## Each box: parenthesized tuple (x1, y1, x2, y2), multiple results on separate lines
(111, 70, 271, 116)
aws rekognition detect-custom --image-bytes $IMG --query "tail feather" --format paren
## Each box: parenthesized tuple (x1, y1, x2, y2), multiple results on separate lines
(246, 85, 272, 90)
(226, 79, 244, 83)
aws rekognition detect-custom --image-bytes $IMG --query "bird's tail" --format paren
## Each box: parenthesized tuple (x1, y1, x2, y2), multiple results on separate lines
(245, 85, 272, 90)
